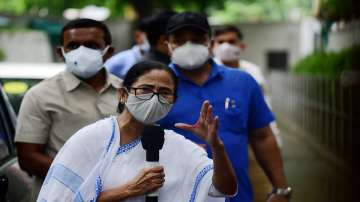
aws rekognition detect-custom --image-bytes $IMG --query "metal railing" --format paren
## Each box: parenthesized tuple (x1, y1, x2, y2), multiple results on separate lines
(269, 71, 359, 165)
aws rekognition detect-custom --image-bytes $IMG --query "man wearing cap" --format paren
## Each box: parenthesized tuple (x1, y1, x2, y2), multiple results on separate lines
(159, 12, 291, 202)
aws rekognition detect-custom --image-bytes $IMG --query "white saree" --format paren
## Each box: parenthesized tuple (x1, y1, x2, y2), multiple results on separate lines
(37, 117, 226, 202)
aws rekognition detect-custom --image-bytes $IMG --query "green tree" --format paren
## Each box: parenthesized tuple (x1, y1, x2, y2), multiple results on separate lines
(209, 0, 313, 24)
(317, 0, 359, 21)
(0, 48, 5, 61)
(0, 0, 225, 18)
(0, 0, 316, 22)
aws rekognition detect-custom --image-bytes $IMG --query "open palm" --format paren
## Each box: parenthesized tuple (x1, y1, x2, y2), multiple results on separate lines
(175, 100, 220, 147)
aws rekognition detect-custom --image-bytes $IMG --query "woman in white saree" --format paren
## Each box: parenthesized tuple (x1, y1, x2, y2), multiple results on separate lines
(37, 61, 237, 202)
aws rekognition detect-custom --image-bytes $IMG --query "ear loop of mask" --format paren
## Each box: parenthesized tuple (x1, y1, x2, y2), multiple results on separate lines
(102, 45, 110, 55)
(61, 47, 66, 57)
(167, 42, 174, 54)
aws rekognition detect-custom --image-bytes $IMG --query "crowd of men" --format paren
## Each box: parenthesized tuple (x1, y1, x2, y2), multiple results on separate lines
(15, 10, 291, 202)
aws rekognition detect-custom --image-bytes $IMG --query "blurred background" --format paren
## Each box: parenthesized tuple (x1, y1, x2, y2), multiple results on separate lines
(0, 0, 359, 202)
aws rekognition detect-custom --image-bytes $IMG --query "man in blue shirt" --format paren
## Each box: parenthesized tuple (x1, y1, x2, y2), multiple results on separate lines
(159, 12, 291, 202)
(105, 20, 149, 78)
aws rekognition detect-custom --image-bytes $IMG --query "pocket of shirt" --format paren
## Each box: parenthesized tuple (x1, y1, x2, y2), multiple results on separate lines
(220, 108, 247, 134)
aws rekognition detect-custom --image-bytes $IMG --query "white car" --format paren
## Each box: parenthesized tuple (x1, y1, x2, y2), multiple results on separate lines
(0, 63, 65, 201)
(0, 62, 65, 80)
(0, 62, 65, 113)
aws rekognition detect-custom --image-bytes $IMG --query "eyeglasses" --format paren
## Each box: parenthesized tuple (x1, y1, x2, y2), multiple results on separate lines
(128, 87, 175, 104)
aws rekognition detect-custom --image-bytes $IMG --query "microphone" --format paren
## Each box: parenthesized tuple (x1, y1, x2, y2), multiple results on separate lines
(141, 125, 165, 202)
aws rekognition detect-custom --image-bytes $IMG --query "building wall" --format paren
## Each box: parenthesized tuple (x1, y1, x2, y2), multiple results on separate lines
(0, 30, 53, 62)
(235, 18, 319, 72)
(327, 20, 360, 51)
(107, 20, 132, 53)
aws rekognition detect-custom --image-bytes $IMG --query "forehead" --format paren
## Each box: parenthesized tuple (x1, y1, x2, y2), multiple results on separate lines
(133, 69, 175, 88)
(62, 27, 105, 45)
(214, 31, 239, 41)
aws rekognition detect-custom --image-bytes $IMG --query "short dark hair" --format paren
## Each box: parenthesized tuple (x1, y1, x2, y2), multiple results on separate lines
(143, 11, 177, 46)
(134, 18, 148, 32)
(117, 61, 178, 113)
(213, 25, 243, 41)
(60, 18, 112, 45)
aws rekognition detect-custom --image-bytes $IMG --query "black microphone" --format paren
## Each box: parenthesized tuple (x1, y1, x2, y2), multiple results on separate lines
(141, 125, 165, 202)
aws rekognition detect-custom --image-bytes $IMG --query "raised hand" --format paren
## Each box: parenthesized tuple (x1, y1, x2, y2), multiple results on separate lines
(175, 100, 222, 148)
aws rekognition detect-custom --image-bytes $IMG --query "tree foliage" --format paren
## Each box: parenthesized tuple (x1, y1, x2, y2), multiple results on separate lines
(0, 0, 225, 18)
(316, 0, 360, 21)
(0, 48, 5, 61)
(209, 0, 313, 24)
(0, 0, 316, 23)
(292, 45, 360, 77)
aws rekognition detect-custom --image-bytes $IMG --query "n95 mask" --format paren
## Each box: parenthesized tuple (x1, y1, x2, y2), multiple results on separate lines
(170, 42, 209, 70)
(62, 45, 109, 79)
(213, 42, 241, 62)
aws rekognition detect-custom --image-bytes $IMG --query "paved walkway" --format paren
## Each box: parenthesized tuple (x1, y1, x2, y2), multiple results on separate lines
(248, 148, 271, 202)
(248, 115, 355, 202)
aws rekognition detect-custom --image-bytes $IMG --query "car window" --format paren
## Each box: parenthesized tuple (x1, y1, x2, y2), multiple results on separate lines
(0, 117, 10, 160)
(1, 79, 42, 114)
(0, 88, 13, 161)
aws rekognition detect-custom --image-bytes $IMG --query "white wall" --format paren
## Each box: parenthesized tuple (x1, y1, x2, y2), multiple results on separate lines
(235, 18, 319, 72)
(0, 30, 53, 62)
(327, 20, 360, 51)
(107, 20, 132, 53)
(298, 18, 321, 57)
(237, 22, 300, 72)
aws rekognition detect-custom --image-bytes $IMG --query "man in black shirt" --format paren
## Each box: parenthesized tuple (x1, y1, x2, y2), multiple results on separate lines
(142, 11, 176, 64)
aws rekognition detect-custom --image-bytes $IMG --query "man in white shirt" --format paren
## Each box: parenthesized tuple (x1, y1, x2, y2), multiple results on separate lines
(15, 18, 121, 201)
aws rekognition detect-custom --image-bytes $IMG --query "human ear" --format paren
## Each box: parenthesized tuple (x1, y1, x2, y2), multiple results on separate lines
(117, 87, 128, 103)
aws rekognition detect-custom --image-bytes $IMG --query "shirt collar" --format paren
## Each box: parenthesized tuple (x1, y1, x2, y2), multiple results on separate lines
(170, 59, 224, 85)
(145, 48, 171, 64)
(62, 68, 122, 92)
(62, 70, 81, 92)
(207, 59, 225, 80)
(106, 71, 122, 89)
(131, 45, 143, 61)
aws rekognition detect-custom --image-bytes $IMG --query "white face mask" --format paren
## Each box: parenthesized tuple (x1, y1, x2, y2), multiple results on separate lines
(213, 42, 241, 62)
(170, 42, 210, 70)
(61, 45, 109, 79)
(125, 93, 173, 124)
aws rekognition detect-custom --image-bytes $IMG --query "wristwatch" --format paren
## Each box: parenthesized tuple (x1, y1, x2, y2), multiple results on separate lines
(269, 187, 292, 199)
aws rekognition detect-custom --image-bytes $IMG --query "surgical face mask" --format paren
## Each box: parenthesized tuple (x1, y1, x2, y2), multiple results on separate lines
(138, 36, 150, 52)
(213, 42, 241, 62)
(125, 93, 173, 124)
(170, 41, 210, 70)
(61, 45, 109, 79)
